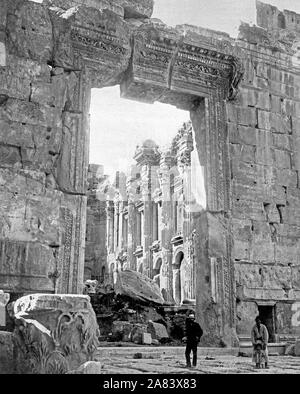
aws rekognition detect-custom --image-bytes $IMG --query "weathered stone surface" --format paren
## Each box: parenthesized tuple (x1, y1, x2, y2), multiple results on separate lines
(285, 344, 295, 356)
(0, 0, 299, 348)
(6, 1, 53, 62)
(142, 332, 152, 345)
(0, 331, 14, 374)
(235, 263, 263, 289)
(0, 55, 50, 100)
(227, 105, 257, 127)
(72, 7, 132, 87)
(116, 0, 154, 19)
(84, 165, 108, 280)
(236, 301, 258, 335)
(68, 360, 103, 374)
(55, 193, 87, 294)
(112, 321, 133, 342)
(0, 0, 8, 31)
(0, 290, 10, 326)
(130, 323, 148, 344)
(114, 269, 166, 305)
(0, 98, 62, 128)
(0, 240, 57, 292)
(12, 294, 100, 374)
(45, 0, 124, 17)
(45, 0, 154, 19)
(147, 321, 169, 341)
(30, 71, 78, 109)
(0, 169, 62, 245)
(294, 341, 300, 357)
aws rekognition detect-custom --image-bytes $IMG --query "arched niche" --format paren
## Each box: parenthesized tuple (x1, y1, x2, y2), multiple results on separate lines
(172, 250, 184, 305)
(137, 262, 143, 274)
(109, 262, 115, 284)
(153, 257, 163, 287)
(278, 13, 286, 29)
(153, 257, 162, 277)
(84, 267, 92, 281)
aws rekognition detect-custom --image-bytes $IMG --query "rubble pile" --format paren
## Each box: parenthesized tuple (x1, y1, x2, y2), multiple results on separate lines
(84, 272, 194, 346)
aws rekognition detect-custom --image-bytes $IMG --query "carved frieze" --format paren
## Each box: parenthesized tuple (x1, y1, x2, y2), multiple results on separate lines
(57, 195, 87, 294)
(70, 8, 131, 87)
(121, 21, 243, 108)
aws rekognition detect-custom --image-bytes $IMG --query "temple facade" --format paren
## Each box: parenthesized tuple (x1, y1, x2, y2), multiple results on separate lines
(84, 164, 109, 282)
(104, 122, 201, 307)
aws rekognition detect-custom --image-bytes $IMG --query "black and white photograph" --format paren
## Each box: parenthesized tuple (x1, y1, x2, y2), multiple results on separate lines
(0, 0, 300, 381)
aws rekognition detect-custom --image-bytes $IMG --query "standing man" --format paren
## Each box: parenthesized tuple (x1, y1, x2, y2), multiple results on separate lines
(251, 316, 269, 369)
(182, 312, 203, 368)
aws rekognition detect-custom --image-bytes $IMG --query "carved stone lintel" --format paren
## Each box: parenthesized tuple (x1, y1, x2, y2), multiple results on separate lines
(121, 22, 243, 108)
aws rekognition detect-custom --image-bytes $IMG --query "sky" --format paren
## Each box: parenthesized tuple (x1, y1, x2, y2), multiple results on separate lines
(89, 0, 300, 177)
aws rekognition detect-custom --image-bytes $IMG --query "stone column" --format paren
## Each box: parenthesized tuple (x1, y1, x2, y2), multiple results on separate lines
(176, 122, 195, 302)
(118, 201, 124, 251)
(113, 200, 119, 254)
(191, 95, 237, 346)
(140, 164, 152, 277)
(134, 142, 160, 278)
(126, 172, 138, 271)
(159, 149, 176, 302)
(106, 201, 114, 254)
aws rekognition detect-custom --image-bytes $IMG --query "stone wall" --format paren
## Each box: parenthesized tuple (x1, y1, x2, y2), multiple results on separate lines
(228, 4, 300, 336)
(0, 0, 299, 345)
(84, 164, 108, 280)
(257, 0, 300, 32)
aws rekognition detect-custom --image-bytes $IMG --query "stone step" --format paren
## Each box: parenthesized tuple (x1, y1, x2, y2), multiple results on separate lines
(238, 342, 287, 356)
(238, 336, 251, 341)
(96, 346, 239, 359)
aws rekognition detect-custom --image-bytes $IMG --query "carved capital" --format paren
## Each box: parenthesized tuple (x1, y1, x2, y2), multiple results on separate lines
(12, 294, 100, 374)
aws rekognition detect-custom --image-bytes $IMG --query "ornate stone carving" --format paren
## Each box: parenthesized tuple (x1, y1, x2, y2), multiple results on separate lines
(57, 195, 87, 294)
(70, 8, 131, 87)
(121, 21, 243, 108)
(12, 294, 100, 374)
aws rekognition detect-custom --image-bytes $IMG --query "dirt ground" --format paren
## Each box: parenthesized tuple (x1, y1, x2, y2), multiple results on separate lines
(94, 352, 300, 374)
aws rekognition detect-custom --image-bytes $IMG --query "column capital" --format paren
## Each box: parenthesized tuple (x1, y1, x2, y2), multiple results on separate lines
(134, 140, 160, 166)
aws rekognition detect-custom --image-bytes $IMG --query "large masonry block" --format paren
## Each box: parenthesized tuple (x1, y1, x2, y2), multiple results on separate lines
(12, 294, 100, 374)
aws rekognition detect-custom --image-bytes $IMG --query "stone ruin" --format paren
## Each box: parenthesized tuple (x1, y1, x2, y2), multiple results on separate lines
(0, 0, 300, 373)
(83, 270, 190, 347)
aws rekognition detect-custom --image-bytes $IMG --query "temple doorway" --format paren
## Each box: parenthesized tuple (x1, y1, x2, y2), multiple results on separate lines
(258, 304, 277, 343)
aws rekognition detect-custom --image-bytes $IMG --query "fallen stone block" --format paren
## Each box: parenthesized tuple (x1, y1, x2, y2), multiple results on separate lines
(142, 332, 152, 345)
(285, 344, 295, 356)
(12, 294, 100, 374)
(147, 321, 169, 341)
(294, 340, 300, 357)
(112, 321, 133, 342)
(131, 323, 147, 344)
